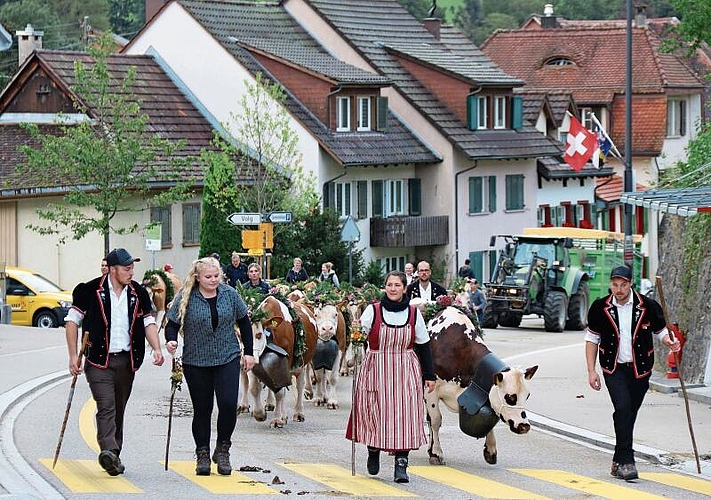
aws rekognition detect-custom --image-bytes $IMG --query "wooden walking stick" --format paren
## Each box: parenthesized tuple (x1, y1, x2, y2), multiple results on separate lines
(165, 357, 182, 471)
(655, 276, 701, 474)
(52, 332, 89, 469)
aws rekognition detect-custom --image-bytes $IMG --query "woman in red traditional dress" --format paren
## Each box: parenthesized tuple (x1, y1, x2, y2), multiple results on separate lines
(346, 270, 436, 483)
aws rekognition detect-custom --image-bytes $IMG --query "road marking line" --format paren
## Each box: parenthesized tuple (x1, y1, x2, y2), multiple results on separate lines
(166, 461, 277, 494)
(511, 469, 668, 499)
(280, 463, 417, 497)
(641, 472, 711, 495)
(79, 397, 100, 454)
(408, 465, 549, 499)
(39, 458, 142, 493)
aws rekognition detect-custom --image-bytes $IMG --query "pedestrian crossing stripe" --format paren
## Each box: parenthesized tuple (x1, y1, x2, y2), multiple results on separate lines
(510, 469, 668, 499)
(39, 459, 142, 493)
(166, 461, 277, 494)
(641, 472, 711, 495)
(408, 465, 549, 499)
(280, 462, 417, 497)
(79, 398, 99, 454)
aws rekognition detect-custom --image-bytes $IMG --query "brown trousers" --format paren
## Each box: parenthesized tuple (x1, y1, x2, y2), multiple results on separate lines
(85, 352, 135, 453)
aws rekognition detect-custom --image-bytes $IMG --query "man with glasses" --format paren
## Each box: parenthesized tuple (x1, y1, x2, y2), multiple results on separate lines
(406, 261, 447, 302)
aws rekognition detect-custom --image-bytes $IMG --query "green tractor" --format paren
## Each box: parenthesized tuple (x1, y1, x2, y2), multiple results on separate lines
(482, 228, 640, 332)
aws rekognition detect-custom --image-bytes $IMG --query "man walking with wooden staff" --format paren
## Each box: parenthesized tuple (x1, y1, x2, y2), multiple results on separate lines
(585, 265, 681, 481)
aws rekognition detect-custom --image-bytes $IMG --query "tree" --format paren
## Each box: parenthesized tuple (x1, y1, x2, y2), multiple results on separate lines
(665, 0, 711, 54)
(397, 0, 435, 20)
(18, 34, 191, 255)
(108, 0, 144, 37)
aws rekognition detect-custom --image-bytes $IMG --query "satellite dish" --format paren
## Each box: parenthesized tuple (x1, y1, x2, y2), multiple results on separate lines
(0, 23, 11, 51)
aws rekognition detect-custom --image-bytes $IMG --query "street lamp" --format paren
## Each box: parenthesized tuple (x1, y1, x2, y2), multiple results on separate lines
(624, 0, 634, 267)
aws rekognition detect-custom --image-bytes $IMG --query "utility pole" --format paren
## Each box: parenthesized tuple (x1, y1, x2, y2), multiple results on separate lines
(624, 0, 634, 268)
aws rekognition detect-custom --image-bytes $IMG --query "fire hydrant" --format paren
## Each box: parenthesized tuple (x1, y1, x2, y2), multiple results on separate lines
(666, 323, 685, 379)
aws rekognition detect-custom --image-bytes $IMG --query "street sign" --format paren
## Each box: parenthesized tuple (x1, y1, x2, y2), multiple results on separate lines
(266, 211, 292, 223)
(340, 216, 360, 242)
(248, 248, 264, 256)
(227, 212, 262, 226)
(242, 230, 262, 249)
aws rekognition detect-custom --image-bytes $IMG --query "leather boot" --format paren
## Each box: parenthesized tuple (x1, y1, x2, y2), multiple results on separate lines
(212, 441, 232, 475)
(195, 447, 211, 476)
(394, 452, 409, 483)
(367, 447, 380, 475)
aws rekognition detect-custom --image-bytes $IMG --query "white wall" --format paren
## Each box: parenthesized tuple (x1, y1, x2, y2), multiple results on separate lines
(658, 93, 702, 171)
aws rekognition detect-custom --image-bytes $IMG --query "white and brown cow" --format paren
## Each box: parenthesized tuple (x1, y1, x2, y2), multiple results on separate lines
(425, 306, 537, 465)
(242, 296, 318, 428)
(309, 304, 347, 409)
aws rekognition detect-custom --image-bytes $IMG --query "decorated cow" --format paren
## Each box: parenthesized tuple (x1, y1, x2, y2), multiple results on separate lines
(309, 304, 347, 408)
(424, 305, 537, 465)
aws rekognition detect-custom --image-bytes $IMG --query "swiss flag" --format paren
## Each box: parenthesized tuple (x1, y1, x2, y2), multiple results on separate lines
(564, 116, 597, 171)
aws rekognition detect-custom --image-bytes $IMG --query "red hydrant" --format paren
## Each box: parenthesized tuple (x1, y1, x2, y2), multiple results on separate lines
(666, 323, 685, 379)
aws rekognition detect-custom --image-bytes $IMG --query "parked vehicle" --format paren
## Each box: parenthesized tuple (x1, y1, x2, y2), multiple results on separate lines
(483, 228, 642, 332)
(5, 267, 72, 328)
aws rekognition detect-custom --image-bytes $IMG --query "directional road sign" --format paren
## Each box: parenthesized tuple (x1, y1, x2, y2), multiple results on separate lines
(266, 212, 292, 223)
(227, 212, 261, 226)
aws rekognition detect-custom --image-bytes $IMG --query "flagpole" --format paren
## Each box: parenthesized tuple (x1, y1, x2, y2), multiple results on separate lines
(624, 0, 634, 268)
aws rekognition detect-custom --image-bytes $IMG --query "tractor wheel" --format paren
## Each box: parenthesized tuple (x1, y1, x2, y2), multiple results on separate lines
(481, 305, 498, 329)
(543, 291, 567, 332)
(566, 282, 589, 330)
(498, 312, 522, 328)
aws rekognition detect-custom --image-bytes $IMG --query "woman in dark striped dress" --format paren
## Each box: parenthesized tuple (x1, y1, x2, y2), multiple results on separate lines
(346, 270, 436, 483)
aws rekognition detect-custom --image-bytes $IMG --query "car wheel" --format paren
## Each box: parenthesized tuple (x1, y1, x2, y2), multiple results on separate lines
(34, 310, 58, 328)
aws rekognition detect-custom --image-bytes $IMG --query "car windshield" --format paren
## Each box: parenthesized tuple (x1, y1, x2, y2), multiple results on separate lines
(19, 273, 63, 293)
(514, 242, 555, 266)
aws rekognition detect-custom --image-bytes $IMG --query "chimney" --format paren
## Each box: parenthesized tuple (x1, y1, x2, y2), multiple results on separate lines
(146, 0, 170, 22)
(635, 4, 648, 28)
(541, 4, 557, 29)
(423, 18, 441, 40)
(16, 24, 43, 66)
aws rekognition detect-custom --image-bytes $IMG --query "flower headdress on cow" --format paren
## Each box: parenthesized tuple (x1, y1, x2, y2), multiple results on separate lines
(143, 269, 176, 304)
(423, 294, 484, 338)
(236, 285, 269, 325)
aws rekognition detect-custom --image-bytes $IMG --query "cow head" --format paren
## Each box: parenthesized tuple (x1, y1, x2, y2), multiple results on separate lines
(314, 304, 339, 342)
(488, 366, 538, 434)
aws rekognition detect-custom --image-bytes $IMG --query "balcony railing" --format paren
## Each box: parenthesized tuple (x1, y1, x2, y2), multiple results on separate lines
(370, 215, 449, 248)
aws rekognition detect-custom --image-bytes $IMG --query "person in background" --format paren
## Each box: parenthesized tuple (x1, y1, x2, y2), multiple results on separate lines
(64, 248, 164, 476)
(210, 252, 227, 277)
(585, 265, 680, 481)
(404, 262, 415, 286)
(406, 261, 446, 302)
(346, 270, 435, 483)
(458, 259, 475, 279)
(318, 262, 340, 288)
(224, 252, 248, 288)
(100, 258, 109, 275)
(468, 278, 487, 325)
(244, 263, 270, 294)
(285, 257, 309, 284)
(165, 257, 254, 476)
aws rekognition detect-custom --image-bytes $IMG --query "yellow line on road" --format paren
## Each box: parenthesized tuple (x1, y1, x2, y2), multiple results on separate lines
(280, 462, 417, 497)
(641, 472, 711, 495)
(39, 458, 142, 493)
(408, 465, 549, 499)
(79, 397, 100, 454)
(166, 460, 277, 494)
(511, 469, 669, 499)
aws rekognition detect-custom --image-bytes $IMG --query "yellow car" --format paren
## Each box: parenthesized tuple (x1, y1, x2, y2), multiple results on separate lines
(5, 267, 72, 328)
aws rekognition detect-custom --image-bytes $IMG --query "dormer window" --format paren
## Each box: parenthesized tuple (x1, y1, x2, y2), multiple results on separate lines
(544, 57, 575, 66)
(337, 96, 351, 131)
(467, 94, 523, 131)
(357, 96, 371, 131)
(494, 96, 506, 129)
(477, 96, 489, 130)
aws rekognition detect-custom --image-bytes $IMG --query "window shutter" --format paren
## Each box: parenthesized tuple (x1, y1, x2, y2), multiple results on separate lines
(467, 95, 478, 130)
(323, 182, 335, 209)
(468, 177, 482, 213)
(470, 252, 484, 280)
(511, 96, 524, 130)
(488, 175, 497, 213)
(371, 180, 384, 218)
(376, 96, 389, 131)
(680, 101, 686, 136)
(408, 178, 421, 216)
(357, 180, 368, 219)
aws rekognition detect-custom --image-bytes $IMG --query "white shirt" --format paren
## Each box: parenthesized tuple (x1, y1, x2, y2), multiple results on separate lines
(108, 278, 131, 353)
(360, 304, 430, 344)
(418, 282, 432, 302)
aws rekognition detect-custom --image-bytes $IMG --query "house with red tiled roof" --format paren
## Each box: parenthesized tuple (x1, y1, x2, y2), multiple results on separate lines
(481, 6, 706, 275)
(126, 0, 572, 281)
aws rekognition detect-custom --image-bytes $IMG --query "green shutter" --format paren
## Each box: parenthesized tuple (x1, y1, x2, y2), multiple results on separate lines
(469, 252, 484, 281)
(372, 180, 384, 218)
(323, 182, 336, 210)
(357, 180, 368, 219)
(467, 95, 478, 130)
(376, 96, 389, 131)
(512, 96, 524, 130)
(488, 176, 497, 213)
(468, 176, 483, 213)
(408, 178, 421, 216)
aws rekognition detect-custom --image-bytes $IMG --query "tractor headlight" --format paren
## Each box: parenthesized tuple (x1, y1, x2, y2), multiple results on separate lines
(59, 300, 72, 309)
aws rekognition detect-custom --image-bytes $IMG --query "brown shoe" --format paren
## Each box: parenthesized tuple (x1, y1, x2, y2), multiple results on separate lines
(98, 450, 125, 476)
(195, 448, 211, 476)
(212, 441, 232, 475)
(616, 463, 638, 481)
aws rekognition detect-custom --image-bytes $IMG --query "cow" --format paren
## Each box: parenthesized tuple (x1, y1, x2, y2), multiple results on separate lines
(309, 304, 347, 409)
(424, 306, 537, 466)
(242, 295, 318, 428)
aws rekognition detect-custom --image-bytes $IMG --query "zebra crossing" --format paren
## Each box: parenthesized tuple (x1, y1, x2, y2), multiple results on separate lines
(42, 458, 711, 498)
